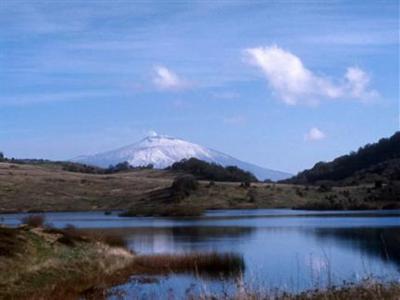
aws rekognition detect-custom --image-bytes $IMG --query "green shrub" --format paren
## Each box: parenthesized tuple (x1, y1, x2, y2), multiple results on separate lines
(208, 180, 216, 187)
(240, 181, 251, 188)
(172, 175, 198, 199)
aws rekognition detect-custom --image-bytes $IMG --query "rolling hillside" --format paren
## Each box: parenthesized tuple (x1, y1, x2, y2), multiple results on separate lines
(285, 131, 400, 185)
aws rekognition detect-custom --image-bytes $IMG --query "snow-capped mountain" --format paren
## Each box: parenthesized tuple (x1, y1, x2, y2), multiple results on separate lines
(72, 134, 292, 181)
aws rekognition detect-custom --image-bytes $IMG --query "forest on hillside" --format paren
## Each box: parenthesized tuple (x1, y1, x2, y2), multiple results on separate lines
(284, 132, 400, 185)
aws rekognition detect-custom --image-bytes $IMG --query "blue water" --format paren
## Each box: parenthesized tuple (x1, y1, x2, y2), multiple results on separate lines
(2, 209, 400, 298)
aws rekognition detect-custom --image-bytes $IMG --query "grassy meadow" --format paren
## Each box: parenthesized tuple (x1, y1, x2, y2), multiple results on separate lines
(0, 161, 393, 214)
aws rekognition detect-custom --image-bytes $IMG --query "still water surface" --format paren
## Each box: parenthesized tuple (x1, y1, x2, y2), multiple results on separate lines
(2, 209, 400, 298)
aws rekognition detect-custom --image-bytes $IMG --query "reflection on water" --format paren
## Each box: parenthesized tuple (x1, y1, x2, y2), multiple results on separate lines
(313, 227, 400, 268)
(130, 226, 255, 254)
(1, 209, 400, 297)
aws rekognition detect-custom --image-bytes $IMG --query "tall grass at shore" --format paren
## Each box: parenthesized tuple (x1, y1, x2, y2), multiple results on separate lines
(196, 279, 400, 300)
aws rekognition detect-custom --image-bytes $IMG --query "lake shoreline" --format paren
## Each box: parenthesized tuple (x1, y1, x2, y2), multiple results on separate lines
(0, 224, 244, 299)
(2, 204, 400, 216)
(2, 225, 399, 300)
(0, 225, 135, 299)
(1, 210, 400, 299)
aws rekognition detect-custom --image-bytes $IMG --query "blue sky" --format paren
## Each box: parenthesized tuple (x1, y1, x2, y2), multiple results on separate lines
(0, 0, 398, 173)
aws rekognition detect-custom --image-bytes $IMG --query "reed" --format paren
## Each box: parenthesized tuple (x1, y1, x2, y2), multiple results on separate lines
(199, 279, 400, 300)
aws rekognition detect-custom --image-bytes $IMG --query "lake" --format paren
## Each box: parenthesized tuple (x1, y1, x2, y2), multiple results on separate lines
(2, 209, 400, 298)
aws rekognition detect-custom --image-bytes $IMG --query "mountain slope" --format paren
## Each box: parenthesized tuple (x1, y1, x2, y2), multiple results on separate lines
(72, 135, 291, 181)
(284, 131, 400, 185)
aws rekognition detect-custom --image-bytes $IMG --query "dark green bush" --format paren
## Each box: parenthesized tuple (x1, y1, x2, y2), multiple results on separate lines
(169, 158, 257, 182)
(172, 175, 199, 199)
(240, 181, 251, 188)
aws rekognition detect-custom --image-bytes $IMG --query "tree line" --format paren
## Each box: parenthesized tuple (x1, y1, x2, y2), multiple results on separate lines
(0, 152, 153, 174)
(284, 131, 400, 185)
(168, 157, 258, 182)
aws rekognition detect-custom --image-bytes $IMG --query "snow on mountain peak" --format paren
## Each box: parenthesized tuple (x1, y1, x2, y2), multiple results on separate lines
(72, 135, 292, 181)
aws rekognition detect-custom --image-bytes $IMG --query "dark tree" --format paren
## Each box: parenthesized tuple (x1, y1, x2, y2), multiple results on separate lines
(171, 175, 199, 200)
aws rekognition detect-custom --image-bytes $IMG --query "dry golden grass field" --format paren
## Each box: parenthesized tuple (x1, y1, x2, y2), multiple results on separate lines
(0, 162, 390, 213)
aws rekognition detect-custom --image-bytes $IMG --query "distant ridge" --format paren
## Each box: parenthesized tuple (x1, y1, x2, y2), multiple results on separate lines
(284, 131, 400, 184)
(72, 134, 292, 181)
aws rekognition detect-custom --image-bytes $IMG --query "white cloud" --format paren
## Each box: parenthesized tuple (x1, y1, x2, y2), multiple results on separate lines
(305, 127, 326, 141)
(153, 66, 187, 91)
(345, 67, 378, 99)
(245, 45, 378, 105)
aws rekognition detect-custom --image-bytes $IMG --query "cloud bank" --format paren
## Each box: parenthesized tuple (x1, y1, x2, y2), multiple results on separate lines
(245, 45, 378, 105)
